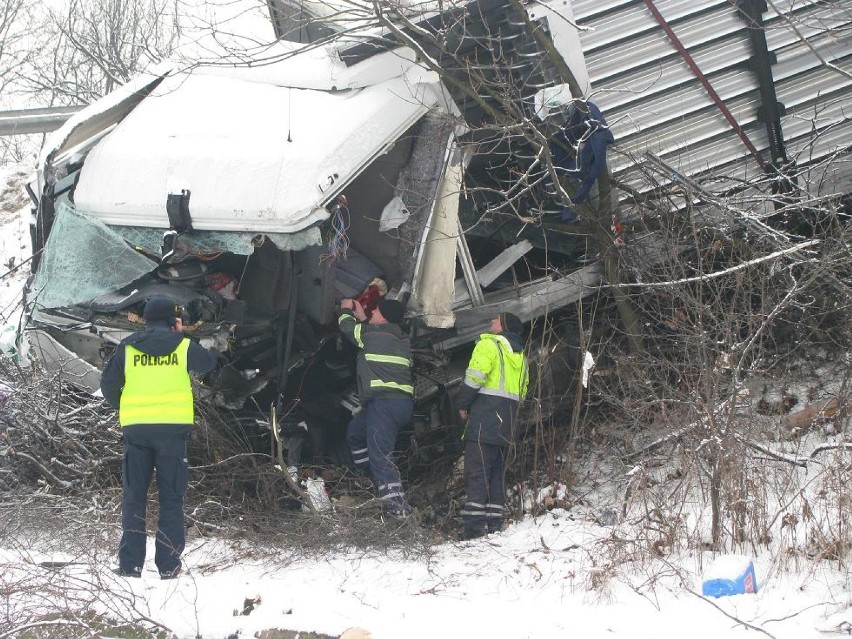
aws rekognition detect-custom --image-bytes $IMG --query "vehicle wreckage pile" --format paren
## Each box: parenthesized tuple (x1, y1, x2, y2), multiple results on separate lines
(5, 0, 850, 544)
(0, 350, 470, 537)
(21, 0, 605, 500)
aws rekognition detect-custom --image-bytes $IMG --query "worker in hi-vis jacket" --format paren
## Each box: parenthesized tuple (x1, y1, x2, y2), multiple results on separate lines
(455, 312, 529, 540)
(338, 297, 414, 518)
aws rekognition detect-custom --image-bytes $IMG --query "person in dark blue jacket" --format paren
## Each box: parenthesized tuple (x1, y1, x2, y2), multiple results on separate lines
(549, 101, 615, 222)
(338, 297, 414, 518)
(101, 297, 217, 579)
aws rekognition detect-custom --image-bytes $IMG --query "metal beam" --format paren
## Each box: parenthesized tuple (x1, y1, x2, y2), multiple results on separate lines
(0, 106, 84, 136)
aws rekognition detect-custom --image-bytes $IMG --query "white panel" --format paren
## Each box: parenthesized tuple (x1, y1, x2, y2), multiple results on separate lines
(74, 67, 441, 233)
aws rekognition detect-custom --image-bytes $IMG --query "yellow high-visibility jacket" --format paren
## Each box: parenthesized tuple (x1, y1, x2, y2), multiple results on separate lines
(455, 333, 529, 445)
(119, 339, 193, 426)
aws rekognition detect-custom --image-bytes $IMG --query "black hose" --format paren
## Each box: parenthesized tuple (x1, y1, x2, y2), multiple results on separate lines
(275, 253, 299, 412)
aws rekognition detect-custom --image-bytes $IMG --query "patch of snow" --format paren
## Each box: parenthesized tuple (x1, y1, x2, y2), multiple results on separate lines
(1, 507, 849, 639)
(0, 163, 32, 326)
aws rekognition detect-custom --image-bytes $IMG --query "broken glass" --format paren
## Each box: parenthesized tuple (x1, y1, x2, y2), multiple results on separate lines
(30, 199, 323, 312)
(29, 199, 157, 311)
(116, 226, 321, 257)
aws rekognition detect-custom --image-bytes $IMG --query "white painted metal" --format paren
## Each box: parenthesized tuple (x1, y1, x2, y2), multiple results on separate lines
(73, 66, 444, 233)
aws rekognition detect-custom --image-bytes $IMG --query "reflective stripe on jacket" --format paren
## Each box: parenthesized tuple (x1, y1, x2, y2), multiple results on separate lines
(338, 312, 413, 402)
(464, 333, 528, 400)
(119, 338, 193, 426)
(456, 333, 529, 445)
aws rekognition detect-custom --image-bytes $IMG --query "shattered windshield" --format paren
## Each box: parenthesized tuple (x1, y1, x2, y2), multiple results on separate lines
(29, 199, 157, 311)
(116, 226, 321, 256)
(30, 198, 322, 311)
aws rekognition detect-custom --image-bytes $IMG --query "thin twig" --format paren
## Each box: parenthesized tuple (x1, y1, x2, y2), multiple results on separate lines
(687, 588, 778, 638)
(765, 0, 852, 82)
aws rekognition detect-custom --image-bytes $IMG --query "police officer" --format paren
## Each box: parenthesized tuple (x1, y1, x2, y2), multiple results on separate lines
(101, 297, 217, 579)
(338, 296, 413, 518)
(455, 312, 529, 539)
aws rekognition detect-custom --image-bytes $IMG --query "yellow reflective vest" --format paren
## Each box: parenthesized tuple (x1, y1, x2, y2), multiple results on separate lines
(464, 333, 529, 401)
(457, 333, 529, 445)
(119, 339, 193, 426)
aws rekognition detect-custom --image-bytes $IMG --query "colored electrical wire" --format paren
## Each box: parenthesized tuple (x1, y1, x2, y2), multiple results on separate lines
(320, 203, 350, 264)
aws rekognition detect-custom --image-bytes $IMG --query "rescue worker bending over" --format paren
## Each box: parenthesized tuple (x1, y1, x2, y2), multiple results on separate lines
(338, 297, 413, 518)
(101, 297, 217, 579)
(455, 312, 529, 540)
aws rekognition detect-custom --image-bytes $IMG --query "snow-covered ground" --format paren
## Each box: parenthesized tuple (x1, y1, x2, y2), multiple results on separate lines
(0, 163, 32, 358)
(2, 496, 850, 639)
(0, 164, 849, 639)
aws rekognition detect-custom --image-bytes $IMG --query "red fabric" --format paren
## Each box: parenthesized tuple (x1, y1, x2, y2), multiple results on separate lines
(206, 272, 234, 291)
(356, 284, 383, 319)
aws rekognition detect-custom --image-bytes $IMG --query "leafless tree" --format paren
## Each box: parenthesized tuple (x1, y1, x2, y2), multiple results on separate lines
(0, 0, 35, 98)
(588, 149, 851, 550)
(14, 0, 180, 106)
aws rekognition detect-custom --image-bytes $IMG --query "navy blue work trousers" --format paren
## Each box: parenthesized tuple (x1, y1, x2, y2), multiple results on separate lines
(119, 424, 190, 575)
(462, 440, 506, 538)
(347, 396, 412, 513)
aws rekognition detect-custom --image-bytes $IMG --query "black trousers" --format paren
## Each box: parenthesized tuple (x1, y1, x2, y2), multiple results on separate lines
(461, 440, 506, 538)
(119, 424, 190, 575)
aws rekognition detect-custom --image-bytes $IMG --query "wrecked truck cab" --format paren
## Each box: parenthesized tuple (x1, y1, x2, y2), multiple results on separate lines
(25, 45, 473, 472)
(25, 23, 600, 475)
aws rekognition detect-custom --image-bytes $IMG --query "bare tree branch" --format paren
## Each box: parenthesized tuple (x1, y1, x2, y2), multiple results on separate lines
(766, 0, 852, 82)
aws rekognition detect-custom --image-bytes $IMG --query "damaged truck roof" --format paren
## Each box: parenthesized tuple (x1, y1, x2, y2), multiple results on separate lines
(72, 63, 447, 234)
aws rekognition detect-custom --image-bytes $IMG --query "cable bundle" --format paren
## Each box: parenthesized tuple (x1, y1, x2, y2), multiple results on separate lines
(320, 199, 350, 264)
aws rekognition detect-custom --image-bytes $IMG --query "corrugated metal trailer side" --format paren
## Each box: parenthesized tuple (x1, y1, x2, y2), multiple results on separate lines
(570, 0, 851, 201)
